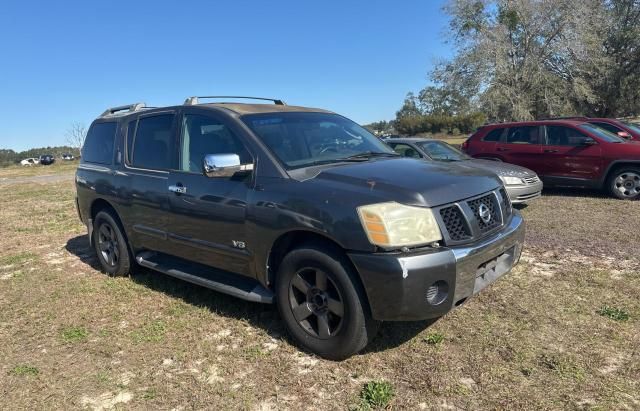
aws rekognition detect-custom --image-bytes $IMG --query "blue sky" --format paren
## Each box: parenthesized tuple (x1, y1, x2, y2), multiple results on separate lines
(0, 0, 451, 151)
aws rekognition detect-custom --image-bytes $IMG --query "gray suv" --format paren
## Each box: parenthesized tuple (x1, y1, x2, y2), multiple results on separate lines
(75, 96, 525, 360)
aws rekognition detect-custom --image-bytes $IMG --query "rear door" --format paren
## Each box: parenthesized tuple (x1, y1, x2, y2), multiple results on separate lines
(495, 125, 545, 173)
(122, 112, 178, 254)
(542, 125, 603, 181)
(165, 109, 255, 275)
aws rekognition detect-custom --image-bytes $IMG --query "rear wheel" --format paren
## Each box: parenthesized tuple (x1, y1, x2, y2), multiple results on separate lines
(93, 210, 133, 276)
(275, 244, 377, 360)
(607, 168, 640, 200)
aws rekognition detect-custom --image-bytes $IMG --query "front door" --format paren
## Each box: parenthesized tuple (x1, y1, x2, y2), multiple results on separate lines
(542, 125, 604, 181)
(166, 111, 255, 276)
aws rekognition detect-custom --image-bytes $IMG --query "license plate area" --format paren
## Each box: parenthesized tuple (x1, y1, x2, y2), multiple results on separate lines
(472, 246, 516, 294)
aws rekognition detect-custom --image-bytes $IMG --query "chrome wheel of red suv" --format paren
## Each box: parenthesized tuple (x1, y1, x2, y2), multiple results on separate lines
(609, 169, 640, 200)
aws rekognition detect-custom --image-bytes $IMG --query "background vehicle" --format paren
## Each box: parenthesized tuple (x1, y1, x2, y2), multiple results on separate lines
(76, 97, 524, 360)
(463, 120, 640, 199)
(385, 138, 542, 204)
(585, 118, 640, 141)
(20, 157, 39, 166)
(62, 153, 75, 161)
(39, 154, 55, 165)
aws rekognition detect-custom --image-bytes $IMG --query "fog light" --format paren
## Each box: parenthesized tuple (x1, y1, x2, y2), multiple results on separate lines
(426, 280, 449, 305)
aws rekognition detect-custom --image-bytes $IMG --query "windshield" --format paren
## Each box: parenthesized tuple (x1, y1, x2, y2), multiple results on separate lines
(622, 121, 640, 134)
(242, 112, 396, 169)
(578, 123, 625, 143)
(417, 141, 470, 161)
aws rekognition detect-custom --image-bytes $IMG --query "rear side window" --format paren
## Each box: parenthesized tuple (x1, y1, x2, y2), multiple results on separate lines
(506, 126, 541, 144)
(130, 114, 175, 170)
(546, 126, 589, 146)
(82, 122, 117, 164)
(482, 128, 505, 142)
(126, 120, 137, 164)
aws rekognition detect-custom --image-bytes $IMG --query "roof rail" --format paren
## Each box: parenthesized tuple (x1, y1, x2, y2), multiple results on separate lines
(100, 103, 147, 118)
(184, 96, 286, 106)
(538, 116, 588, 121)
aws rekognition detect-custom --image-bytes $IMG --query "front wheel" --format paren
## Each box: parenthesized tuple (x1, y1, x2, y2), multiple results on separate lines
(607, 168, 640, 200)
(275, 244, 377, 360)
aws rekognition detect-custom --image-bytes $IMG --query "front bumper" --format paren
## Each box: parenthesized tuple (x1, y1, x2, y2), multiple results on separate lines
(348, 212, 525, 321)
(506, 181, 543, 204)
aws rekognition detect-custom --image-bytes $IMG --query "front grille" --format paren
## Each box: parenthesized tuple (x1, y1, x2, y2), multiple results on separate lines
(523, 176, 539, 184)
(436, 189, 509, 245)
(467, 193, 501, 233)
(499, 187, 512, 216)
(440, 205, 471, 241)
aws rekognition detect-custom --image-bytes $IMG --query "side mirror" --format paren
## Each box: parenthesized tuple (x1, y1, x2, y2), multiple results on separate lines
(581, 138, 597, 146)
(203, 154, 246, 178)
(617, 131, 632, 139)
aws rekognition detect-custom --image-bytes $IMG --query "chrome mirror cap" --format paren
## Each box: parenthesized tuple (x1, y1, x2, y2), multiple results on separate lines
(203, 154, 245, 178)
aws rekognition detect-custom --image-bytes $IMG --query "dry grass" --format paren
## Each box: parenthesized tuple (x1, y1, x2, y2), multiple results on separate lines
(0, 160, 78, 179)
(0, 174, 638, 410)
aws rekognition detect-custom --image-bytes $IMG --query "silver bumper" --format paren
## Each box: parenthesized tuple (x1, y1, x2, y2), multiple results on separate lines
(506, 181, 543, 203)
(451, 212, 525, 304)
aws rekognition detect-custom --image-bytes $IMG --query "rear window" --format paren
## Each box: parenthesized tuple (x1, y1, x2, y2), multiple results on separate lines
(82, 122, 117, 164)
(483, 128, 505, 142)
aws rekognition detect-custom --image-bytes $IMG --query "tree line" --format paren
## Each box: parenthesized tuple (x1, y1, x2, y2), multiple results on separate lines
(392, 0, 640, 134)
(0, 146, 80, 167)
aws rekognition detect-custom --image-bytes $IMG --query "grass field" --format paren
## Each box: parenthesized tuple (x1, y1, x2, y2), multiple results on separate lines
(0, 166, 638, 410)
(0, 160, 79, 179)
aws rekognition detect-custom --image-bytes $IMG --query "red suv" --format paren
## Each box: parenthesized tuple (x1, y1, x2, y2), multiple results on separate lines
(462, 120, 640, 199)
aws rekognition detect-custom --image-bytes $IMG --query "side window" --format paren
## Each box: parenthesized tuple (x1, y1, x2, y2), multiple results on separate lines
(180, 114, 251, 173)
(126, 119, 137, 164)
(131, 114, 175, 170)
(389, 143, 421, 158)
(546, 126, 589, 146)
(483, 128, 505, 142)
(506, 126, 541, 144)
(82, 122, 117, 164)
(590, 122, 620, 134)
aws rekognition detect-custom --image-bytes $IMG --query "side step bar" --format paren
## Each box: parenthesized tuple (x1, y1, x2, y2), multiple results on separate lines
(136, 251, 274, 304)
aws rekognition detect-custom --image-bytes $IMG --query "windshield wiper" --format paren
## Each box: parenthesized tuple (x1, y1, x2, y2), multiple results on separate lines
(344, 151, 400, 159)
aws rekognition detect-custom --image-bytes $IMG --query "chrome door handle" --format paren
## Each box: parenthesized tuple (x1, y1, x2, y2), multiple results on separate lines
(168, 185, 187, 194)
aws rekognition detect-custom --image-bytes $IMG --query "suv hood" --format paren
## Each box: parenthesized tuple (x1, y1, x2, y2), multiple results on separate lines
(293, 157, 502, 208)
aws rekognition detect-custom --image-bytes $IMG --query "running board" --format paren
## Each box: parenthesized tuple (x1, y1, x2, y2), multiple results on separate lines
(135, 251, 273, 304)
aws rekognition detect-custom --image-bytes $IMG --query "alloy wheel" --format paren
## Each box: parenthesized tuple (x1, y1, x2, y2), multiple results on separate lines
(288, 267, 345, 340)
(97, 223, 119, 267)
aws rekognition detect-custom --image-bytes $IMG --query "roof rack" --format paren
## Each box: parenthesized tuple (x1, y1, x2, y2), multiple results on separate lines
(100, 103, 147, 118)
(184, 96, 286, 106)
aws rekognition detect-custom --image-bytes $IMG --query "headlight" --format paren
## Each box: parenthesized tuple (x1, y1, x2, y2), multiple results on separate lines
(357, 202, 442, 248)
(500, 176, 524, 186)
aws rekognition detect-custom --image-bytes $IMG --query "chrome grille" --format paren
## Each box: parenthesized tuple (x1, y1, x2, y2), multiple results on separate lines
(467, 193, 501, 233)
(523, 176, 539, 184)
(439, 205, 471, 241)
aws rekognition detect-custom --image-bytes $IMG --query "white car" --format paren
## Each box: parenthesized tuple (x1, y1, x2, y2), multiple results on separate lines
(20, 158, 40, 166)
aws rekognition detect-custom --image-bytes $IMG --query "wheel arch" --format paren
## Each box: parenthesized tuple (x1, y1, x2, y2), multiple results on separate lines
(602, 160, 640, 187)
(265, 230, 372, 314)
(89, 198, 130, 250)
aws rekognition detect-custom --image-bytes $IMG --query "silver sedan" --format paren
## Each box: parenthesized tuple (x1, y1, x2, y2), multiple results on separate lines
(384, 138, 543, 204)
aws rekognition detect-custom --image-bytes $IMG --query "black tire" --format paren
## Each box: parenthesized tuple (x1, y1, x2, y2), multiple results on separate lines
(93, 210, 133, 276)
(275, 243, 378, 360)
(607, 167, 640, 200)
